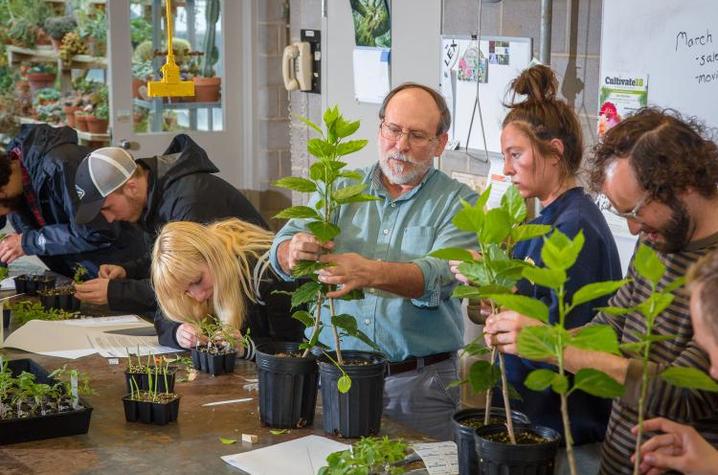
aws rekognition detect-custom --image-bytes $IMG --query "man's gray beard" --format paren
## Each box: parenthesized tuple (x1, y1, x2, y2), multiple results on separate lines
(379, 154, 431, 185)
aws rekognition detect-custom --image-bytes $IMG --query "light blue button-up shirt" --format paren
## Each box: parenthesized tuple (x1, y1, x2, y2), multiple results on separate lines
(269, 164, 478, 362)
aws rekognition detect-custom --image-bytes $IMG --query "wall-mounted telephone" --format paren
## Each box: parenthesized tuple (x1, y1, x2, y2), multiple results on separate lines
(282, 42, 313, 92)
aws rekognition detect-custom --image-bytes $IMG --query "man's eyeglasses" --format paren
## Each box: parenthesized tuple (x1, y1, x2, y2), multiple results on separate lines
(598, 192, 650, 221)
(380, 121, 437, 147)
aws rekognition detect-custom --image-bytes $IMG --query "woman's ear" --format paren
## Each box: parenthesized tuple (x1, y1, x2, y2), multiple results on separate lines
(548, 138, 565, 165)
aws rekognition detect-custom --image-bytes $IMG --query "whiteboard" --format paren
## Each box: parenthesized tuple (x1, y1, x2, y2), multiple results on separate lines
(439, 36, 532, 154)
(600, 0, 718, 129)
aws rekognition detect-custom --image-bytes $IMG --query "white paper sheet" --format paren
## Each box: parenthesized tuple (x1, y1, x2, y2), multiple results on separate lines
(0, 277, 15, 290)
(87, 333, 182, 358)
(353, 46, 391, 104)
(411, 442, 459, 475)
(63, 315, 144, 326)
(3, 320, 101, 359)
(221, 435, 350, 475)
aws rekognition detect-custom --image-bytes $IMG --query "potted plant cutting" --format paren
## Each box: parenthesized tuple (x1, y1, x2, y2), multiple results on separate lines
(124, 351, 177, 395)
(13, 272, 56, 295)
(319, 436, 410, 474)
(268, 106, 385, 438)
(190, 314, 241, 376)
(38, 264, 87, 312)
(122, 357, 180, 425)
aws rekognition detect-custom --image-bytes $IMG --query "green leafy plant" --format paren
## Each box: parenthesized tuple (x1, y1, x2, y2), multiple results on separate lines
(43, 15, 76, 41)
(48, 364, 93, 410)
(26, 63, 57, 75)
(484, 229, 628, 474)
(8, 300, 78, 325)
(430, 184, 551, 443)
(194, 314, 238, 354)
(73, 264, 88, 284)
(273, 106, 379, 393)
(130, 16, 152, 47)
(319, 436, 408, 475)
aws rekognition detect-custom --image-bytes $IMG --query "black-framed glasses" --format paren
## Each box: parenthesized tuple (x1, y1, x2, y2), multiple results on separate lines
(598, 192, 650, 221)
(379, 121, 437, 147)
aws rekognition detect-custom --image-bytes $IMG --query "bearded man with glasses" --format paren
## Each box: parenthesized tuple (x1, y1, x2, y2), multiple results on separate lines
(483, 107, 718, 474)
(270, 83, 477, 440)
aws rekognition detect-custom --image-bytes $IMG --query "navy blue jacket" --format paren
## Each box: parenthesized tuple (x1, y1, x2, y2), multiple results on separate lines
(4, 125, 145, 277)
(498, 187, 622, 445)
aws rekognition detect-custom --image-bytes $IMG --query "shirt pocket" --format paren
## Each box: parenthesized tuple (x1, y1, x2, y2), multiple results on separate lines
(400, 226, 435, 259)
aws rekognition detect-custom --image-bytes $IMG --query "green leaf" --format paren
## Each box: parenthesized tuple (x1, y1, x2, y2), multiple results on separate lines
(333, 183, 366, 201)
(295, 114, 323, 135)
(429, 247, 475, 262)
(524, 368, 556, 391)
(323, 106, 339, 130)
(571, 280, 629, 309)
(552, 374, 569, 394)
(660, 366, 718, 392)
(644, 334, 674, 344)
(477, 284, 514, 295)
(570, 325, 621, 355)
(664, 276, 686, 294)
(458, 262, 491, 286)
(273, 206, 321, 220)
(307, 221, 340, 243)
(291, 260, 328, 278)
(291, 310, 314, 327)
(620, 341, 647, 354)
(480, 208, 512, 244)
(468, 360, 500, 393)
(634, 243, 665, 285)
(337, 374, 352, 393)
(486, 294, 550, 323)
(291, 281, 322, 308)
(452, 285, 483, 299)
(511, 224, 552, 243)
(332, 314, 380, 351)
(493, 260, 528, 283)
(336, 139, 367, 156)
(463, 340, 492, 357)
(270, 429, 290, 435)
(517, 325, 557, 360)
(335, 193, 380, 205)
(219, 437, 237, 445)
(573, 368, 624, 398)
(307, 138, 335, 159)
(273, 176, 317, 193)
(476, 186, 491, 211)
(637, 292, 674, 320)
(335, 117, 360, 138)
(309, 161, 338, 183)
(338, 170, 364, 180)
(541, 230, 585, 271)
(500, 185, 527, 223)
(522, 267, 566, 290)
(452, 205, 484, 233)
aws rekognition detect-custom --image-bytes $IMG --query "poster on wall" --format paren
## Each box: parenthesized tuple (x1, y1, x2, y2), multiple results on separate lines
(350, 0, 391, 47)
(597, 72, 648, 138)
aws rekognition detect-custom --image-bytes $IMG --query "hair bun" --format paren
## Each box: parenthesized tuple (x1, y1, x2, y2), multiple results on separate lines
(508, 64, 558, 104)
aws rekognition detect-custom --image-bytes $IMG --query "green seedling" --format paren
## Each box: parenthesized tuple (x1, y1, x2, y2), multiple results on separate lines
(485, 229, 627, 475)
(273, 106, 380, 393)
(72, 264, 88, 284)
(319, 436, 408, 475)
(430, 184, 551, 443)
(9, 300, 78, 325)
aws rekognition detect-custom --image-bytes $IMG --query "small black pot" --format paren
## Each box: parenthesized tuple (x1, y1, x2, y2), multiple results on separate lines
(125, 369, 176, 394)
(319, 351, 387, 438)
(122, 395, 181, 425)
(474, 423, 560, 475)
(2, 308, 9, 329)
(14, 274, 56, 295)
(256, 342, 319, 429)
(39, 291, 81, 312)
(190, 347, 237, 376)
(453, 407, 531, 475)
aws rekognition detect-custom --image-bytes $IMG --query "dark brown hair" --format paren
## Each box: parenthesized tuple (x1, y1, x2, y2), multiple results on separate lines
(502, 64, 583, 180)
(589, 107, 718, 202)
(687, 250, 718, 340)
(378, 82, 451, 135)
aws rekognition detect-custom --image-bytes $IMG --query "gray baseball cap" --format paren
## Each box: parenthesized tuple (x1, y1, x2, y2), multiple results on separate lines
(74, 147, 138, 224)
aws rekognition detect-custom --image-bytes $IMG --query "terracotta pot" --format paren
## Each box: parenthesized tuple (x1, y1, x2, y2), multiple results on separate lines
(26, 73, 55, 93)
(86, 116, 109, 134)
(193, 76, 221, 103)
(63, 105, 79, 127)
(74, 111, 89, 132)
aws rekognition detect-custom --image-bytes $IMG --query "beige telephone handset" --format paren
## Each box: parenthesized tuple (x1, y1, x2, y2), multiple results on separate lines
(282, 42, 312, 91)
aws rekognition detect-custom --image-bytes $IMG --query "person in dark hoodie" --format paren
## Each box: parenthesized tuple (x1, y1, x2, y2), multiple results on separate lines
(72, 135, 279, 349)
(0, 124, 145, 276)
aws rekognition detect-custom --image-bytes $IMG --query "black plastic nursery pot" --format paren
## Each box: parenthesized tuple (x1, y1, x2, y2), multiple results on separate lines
(2, 308, 9, 329)
(474, 423, 561, 475)
(453, 407, 531, 475)
(0, 359, 93, 445)
(14, 274, 56, 295)
(256, 342, 319, 429)
(191, 347, 237, 376)
(124, 368, 177, 394)
(318, 351, 387, 438)
(39, 290, 81, 312)
(122, 394, 181, 425)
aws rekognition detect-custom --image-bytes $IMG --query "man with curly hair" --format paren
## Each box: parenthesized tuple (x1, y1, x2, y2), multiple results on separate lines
(483, 107, 718, 474)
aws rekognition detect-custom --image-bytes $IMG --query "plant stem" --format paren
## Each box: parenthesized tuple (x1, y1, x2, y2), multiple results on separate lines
(497, 352, 516, 444)
(560, 391, 577, 475)
(633, 356, 650, 475)
(556, 284, 577, 475)
(302, 291, 324, 358)
(484, 346, 497, 425)
(329, 298, 344, 366)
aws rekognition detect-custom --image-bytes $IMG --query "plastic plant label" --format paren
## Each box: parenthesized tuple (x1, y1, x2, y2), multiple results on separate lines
(70, 371, 79, 410)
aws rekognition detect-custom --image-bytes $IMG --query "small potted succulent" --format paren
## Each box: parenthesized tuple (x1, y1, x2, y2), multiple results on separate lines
(190, 315, 240, 376)
(86, 84, 108, 134)
(43, 16, 76, 50)
(122, 357, 180, 425)
(192, 0, 221, 103)
(24, 63, 56, 93)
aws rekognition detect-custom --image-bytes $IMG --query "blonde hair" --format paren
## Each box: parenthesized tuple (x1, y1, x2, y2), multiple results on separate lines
(151, 218, 274, 331)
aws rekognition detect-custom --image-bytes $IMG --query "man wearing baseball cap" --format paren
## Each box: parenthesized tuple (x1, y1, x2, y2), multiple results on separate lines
(0, 124, 145, 276)
(73, 134, 268, 349)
